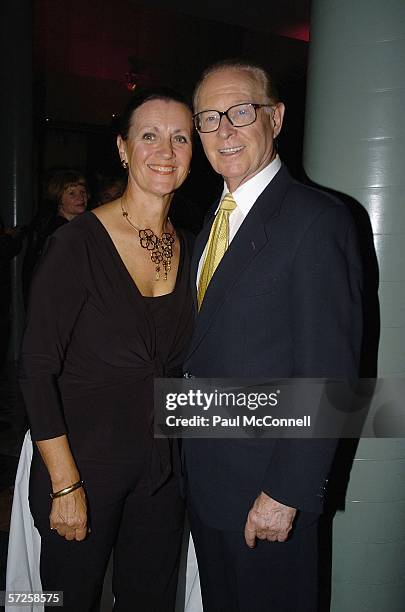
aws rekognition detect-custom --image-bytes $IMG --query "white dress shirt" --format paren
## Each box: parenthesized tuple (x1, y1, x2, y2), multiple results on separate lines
(197, 156, 282, 284)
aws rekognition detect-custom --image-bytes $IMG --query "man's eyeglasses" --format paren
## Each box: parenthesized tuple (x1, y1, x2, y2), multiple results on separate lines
(193, 103, 272, 133)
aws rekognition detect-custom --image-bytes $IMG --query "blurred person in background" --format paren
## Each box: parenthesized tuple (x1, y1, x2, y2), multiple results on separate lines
(92, 174, 127, 208)
(22, 169, 89, 306)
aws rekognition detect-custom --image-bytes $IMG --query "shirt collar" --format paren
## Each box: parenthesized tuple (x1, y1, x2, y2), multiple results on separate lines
(218, 155, 282, 217)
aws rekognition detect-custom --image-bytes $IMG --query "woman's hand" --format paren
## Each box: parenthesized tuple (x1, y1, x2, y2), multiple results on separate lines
(50, 485, 88, 541)
(35, 435, 89, 542)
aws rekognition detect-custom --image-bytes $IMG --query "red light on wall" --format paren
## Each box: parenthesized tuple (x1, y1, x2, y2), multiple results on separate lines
(278, 23, 310, 42)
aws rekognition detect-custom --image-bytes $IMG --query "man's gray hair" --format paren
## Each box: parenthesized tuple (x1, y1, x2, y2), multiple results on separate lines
(193, 59, 280, 111)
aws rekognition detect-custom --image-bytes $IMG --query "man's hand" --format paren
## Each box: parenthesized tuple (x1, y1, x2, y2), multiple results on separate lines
(50, 486, 88, 541)
(244, 491, 297, 547)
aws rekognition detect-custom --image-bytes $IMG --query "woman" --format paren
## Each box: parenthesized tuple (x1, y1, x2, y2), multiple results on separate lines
(16, 87, 194, 611)
(22, 169, 89, 306)
(47, 168, 89, 222)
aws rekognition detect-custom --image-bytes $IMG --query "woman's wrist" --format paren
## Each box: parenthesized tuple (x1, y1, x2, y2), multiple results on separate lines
(36, 436, 80, 491)
(50, 471, 80, 491)
(50, 479, 84, 499)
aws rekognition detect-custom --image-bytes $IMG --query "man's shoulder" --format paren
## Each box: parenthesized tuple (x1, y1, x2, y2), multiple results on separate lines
(278, 174, 352, 228)
(286, 176, 344, 209)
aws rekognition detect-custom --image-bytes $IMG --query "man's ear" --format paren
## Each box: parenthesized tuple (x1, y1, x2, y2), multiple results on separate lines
(272, 102, 285, 138)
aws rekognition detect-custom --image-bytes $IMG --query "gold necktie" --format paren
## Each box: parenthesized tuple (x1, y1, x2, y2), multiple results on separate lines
(197, 192, 237, 309)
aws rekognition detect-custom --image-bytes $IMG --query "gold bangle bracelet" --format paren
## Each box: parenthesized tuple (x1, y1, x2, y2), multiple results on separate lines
(50, 480, 84, 499)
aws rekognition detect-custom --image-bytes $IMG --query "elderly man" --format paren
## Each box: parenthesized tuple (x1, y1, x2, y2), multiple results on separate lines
(182, 60, 363, 611)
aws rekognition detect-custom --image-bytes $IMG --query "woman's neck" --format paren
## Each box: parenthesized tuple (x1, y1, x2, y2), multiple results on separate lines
(58, 210, 75, 222)
(121, 185, 173, 235)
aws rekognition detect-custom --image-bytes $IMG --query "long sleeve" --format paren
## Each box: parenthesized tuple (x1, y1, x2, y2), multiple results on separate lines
(261, 204, 363, 513)
(19, 231, 86, 441)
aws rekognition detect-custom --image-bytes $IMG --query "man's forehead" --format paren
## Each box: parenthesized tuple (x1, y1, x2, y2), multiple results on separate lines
(198, 69, 262, 106)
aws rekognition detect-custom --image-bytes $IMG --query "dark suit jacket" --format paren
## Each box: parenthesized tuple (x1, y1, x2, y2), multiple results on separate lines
(183, 165, 363, 532)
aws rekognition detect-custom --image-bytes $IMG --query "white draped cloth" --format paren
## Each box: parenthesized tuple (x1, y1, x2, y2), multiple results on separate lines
(183, 537, 203, 612)
(5, 431, 203, 612)
(6, 431, 43, 612)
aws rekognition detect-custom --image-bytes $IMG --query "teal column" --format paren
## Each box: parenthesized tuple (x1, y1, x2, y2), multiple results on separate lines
(303, 1, 405, 611)
(0, 0, 33, 361)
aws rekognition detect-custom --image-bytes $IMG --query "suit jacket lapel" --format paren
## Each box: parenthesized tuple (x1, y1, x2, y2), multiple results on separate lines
(187, 165, 293, 359)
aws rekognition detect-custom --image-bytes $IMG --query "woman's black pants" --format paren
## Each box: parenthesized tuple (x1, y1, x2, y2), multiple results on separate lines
(29, 451, 185, 612)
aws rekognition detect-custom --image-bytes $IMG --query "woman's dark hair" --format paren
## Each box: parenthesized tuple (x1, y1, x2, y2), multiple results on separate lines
(118, 86, 192, 141)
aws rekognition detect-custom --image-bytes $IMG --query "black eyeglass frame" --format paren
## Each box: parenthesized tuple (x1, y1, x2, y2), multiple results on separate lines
(193, 103, 272, 133)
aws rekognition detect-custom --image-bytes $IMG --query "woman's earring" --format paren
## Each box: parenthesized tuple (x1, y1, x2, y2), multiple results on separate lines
(121, 159, 129, 169)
